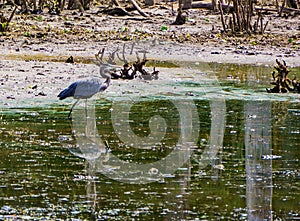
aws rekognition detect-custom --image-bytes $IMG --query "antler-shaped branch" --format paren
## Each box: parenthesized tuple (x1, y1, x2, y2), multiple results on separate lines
(117, 43, 135, 65)
(116, 44, 128, 65)
(95, 48, 122, 80)
(112, 43, 136, 79)
(95, 43, 159, 81)
(95, 48, 106, 66)
(133, 49, 148, 76)
(107, 47, 119, 65)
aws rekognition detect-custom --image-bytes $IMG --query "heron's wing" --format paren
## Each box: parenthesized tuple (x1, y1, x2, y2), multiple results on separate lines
(74, 78, 103, 99)
(58, 82, 77, 100)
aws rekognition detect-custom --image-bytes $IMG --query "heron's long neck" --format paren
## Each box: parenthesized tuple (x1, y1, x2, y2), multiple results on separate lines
(100, 65, 111, 79)
(99, 65, 112, 91)
(104, 75, 111, 86)
(98, 73, 111, 92)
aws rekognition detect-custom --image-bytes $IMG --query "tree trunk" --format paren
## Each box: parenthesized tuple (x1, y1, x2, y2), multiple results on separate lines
(211, 0, 217, 10)
(182, 0, 192, 9)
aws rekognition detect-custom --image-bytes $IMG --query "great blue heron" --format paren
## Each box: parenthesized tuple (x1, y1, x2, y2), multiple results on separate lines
(58, 63, 119, 118)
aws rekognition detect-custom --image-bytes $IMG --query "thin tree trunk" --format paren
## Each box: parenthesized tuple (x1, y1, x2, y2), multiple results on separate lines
(21, 0, 28, 13)
(182, 0, 192, 9)
(212, 0, 217, 10)
(219, 1, 227, 32)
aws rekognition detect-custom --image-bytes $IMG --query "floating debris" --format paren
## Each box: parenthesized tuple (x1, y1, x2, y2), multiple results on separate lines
(261, 155, 282, 160)
(212, 164, 225, 170)
(73, 175, 98, 181)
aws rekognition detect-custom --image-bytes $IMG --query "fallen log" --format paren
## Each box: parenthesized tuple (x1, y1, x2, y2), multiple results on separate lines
(99, 7, 132, 16)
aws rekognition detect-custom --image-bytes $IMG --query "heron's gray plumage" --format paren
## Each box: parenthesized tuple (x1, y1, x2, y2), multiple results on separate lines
(58, 82, 78, 100)
(73, 78, 104, 99)
(58, 77, 108, 100)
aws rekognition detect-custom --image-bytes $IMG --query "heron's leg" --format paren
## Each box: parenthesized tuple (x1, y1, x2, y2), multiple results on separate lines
(85, 99, 88, 118)
(68, 99, 80, 119)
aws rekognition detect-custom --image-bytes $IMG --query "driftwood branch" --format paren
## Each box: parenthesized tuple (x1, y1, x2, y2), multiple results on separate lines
(95, 48, 105, 65)
(266, 59, 300, 93)
(110, 43, 159, 80)
(128, 0, 148, 17)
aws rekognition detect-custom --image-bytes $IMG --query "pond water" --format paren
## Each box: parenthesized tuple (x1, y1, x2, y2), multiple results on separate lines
(0, 60, 299, 220)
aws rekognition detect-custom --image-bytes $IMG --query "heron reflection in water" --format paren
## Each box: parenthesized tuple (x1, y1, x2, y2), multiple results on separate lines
(65, 104, 112, 217)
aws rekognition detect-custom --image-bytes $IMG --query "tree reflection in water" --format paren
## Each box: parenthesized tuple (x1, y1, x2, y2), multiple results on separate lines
(245, 101, 272, 220)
